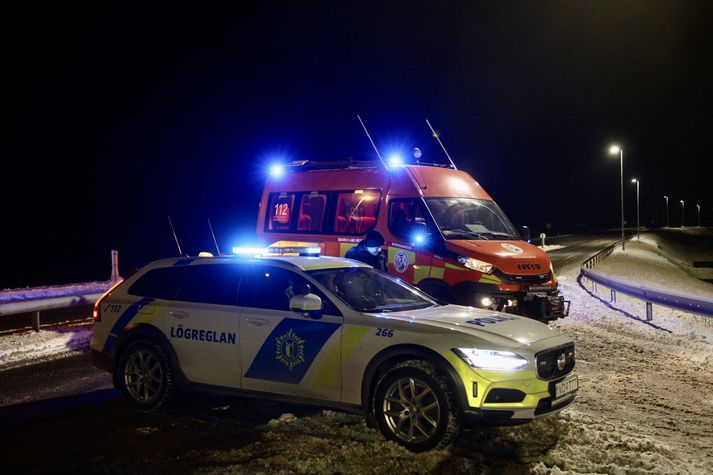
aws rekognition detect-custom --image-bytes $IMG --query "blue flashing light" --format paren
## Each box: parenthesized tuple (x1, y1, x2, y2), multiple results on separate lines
(413, 233, 425, 245)
(232, 246, 267, 257)
(387, 153, 403, 167)
(269, 163, 285, 178)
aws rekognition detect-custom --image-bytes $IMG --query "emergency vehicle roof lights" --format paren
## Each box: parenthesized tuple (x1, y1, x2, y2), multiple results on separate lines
(232, 246, 268, 257)
(387, 153, 404, 167)
(269, 163, 285, 178)
(267, 246, 321, 257)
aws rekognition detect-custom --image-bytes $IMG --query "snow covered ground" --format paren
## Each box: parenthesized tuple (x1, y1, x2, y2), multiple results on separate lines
(1, 230, 712, 474)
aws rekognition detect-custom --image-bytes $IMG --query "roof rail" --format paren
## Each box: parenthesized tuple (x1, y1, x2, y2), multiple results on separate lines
(286, 159, 381, 172)
(285, 159, 453, 172)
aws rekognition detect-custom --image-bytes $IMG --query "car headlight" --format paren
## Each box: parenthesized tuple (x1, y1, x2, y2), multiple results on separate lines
(453, 348, 528, 370)
(457, 256, 493, 274)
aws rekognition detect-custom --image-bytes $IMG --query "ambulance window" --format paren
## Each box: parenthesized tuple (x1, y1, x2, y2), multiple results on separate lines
(173, 265, 240, 306)
(333, 190, 381, 234)
(267, 193, 296, 231)
(297, 193, 326, 232)
(128, 267, 184, 299)
(389, 199, 425, 240)
(238, 266, 340, 315)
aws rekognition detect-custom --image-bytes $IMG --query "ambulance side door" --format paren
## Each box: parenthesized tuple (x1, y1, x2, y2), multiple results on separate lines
(386, 198, 435, 284)
(238, 265, 344, 402)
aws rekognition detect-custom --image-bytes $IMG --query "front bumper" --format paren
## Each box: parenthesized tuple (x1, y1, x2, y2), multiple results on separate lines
(452, 281, 570, 321)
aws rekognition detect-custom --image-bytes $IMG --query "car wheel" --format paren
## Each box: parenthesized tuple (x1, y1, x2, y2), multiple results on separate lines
(373, 359, 460, 452)
(116, 339, 175, 412)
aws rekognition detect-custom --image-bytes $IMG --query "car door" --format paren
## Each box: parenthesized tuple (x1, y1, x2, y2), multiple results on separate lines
(238, 264, 343, 402)
(165, 263, 242, 388)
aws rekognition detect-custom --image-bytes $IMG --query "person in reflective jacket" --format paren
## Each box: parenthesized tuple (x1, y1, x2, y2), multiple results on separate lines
(345, 230, 387, 272)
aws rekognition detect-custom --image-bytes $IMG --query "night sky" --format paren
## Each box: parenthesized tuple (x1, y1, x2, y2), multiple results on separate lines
(3, 1, 711, 289)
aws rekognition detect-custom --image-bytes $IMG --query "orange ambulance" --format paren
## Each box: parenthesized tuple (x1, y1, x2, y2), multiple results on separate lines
(256, 160, 569, 321)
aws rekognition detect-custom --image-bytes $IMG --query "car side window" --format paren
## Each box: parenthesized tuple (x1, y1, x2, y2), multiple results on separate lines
(172, 264, 240, 306)
(127, 267, 184, 299)
(238, 265, 341, 315)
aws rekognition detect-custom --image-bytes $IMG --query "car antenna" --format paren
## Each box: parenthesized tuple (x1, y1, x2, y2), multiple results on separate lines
(167, 216, 185, 256)
(425, 118, 458, 170)
(208, 218, 221, 255)
(356, 114, 388, 170)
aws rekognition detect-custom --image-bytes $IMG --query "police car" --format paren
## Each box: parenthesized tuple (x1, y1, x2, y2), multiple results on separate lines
(90, 249, 577, 452)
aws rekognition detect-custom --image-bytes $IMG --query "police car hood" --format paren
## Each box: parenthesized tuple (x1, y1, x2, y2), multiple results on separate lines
(366, 304, 563, 348)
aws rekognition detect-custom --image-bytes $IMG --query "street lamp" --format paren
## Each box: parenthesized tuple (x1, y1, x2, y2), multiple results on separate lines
(631, 178, 640, 239)
(664, 195, 669, 227)
(680, 200, 685, 227)
(697, 204, 701, 227)
(609, 144, 625, 250)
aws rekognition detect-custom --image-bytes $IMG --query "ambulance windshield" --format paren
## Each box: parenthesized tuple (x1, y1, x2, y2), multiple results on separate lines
(308, 267, 437, 312)
(425, 198, 519, 240)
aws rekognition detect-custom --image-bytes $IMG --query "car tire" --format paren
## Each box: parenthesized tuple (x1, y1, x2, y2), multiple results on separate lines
(116, 339, 175, 412)
(373, 359, 460, 452)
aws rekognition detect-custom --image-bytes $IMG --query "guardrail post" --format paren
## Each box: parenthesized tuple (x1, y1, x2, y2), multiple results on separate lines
(610, 289, 616, 303)
(646, 302, 653, 321)
(111, 250, 120, 283)
(593, 281, 597, 294)
(33, 311, 41, 332)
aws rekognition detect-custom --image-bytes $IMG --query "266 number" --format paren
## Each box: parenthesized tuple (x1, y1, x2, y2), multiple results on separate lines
(375, 328, 394, 338)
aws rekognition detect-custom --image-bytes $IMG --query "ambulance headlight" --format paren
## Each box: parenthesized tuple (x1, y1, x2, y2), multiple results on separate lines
(452, 348, 528, 370)
(457, 256, 493, 274)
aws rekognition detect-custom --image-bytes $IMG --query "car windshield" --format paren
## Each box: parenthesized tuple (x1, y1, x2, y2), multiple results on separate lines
(425, 198, 519, 240)
(307, 267, 437, 313)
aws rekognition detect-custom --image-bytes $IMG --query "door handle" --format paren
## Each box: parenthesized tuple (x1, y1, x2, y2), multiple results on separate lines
(245, 317, 269, 326)
(169, 311, 189, 318)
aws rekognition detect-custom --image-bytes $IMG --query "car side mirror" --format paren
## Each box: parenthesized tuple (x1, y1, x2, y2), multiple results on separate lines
(290, 293, 323, 319)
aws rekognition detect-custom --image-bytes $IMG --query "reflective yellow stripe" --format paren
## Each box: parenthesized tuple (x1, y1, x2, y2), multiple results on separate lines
(132, 300, 168, 324)
(387, 247, 416, 263)
(430, 266, 444, 280)
(340, 243, 354, 257)
(413, 265, 430, 283)
(311, 325, 370, 389)
(479, 274, 502, 284)
(445, 263, 467, 271)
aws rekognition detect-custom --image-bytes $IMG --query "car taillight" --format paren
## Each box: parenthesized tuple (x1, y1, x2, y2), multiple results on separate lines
(92, 280, 124, 322)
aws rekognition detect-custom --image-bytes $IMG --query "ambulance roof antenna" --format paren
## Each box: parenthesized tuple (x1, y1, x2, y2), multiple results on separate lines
(425, 118, 458, 170)
(168, 216, 184, 256)
(356, 114, 387, 170)
(208, 218, 221, 255)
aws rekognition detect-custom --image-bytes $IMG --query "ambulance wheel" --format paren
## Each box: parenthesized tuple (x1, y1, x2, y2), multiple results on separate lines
(117, 339, 175, 412)
(373, 359, 460, 452)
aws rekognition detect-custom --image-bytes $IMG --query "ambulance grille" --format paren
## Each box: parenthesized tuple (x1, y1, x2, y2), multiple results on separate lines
(535, 344, 575, 380)
(496, 270, 552, 284)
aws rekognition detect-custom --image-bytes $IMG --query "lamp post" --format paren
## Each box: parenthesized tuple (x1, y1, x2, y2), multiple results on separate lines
(631, 178, 640, 239)
(664, 195, 669, 227)
(609, 145, 625, 250)
(697, 204, 701, 227)
(680, 200, 685, 227)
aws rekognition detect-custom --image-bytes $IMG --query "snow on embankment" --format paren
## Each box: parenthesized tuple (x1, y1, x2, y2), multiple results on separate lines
(547, 230, 713, 474)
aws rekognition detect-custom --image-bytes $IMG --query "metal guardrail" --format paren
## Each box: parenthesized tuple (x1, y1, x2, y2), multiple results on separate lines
(0, 293, 105, 332)
(580, 239, 713, 319)
(0, 250, 120, 332)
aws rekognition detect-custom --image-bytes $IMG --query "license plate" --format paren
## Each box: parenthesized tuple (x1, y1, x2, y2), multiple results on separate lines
(555, 374, 578, 398)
